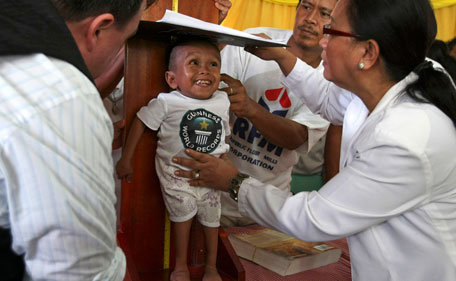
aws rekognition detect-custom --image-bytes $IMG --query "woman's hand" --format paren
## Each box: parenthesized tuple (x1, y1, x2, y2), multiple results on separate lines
(173, 149, 239, 191)
(244, 34, 297, 77)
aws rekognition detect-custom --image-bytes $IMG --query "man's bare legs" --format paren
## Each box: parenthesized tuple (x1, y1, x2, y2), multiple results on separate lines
(170, 219, 193, 281)
(202, 226, 222, 281)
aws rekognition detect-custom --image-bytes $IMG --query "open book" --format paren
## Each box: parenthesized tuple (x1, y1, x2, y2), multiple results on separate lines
(138, 10, 288, 48)
(228, 228, 342, 276)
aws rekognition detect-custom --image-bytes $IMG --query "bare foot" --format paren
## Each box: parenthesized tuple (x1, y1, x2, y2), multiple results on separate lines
(170, 268, 190, 281)
(202, 265, 222, 281)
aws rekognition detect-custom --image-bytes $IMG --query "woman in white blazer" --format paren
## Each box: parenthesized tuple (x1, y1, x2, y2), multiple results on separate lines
(172, 0, 456, 280)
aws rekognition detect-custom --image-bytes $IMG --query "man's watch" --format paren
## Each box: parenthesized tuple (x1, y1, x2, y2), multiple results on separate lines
(228, 173, 249, 202)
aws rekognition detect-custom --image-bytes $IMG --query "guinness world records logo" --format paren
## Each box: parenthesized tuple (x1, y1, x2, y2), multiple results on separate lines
(180, 108, 223, 154)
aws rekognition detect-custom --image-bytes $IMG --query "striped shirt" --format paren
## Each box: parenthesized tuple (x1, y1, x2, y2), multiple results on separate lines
(0, 54, 125, 280)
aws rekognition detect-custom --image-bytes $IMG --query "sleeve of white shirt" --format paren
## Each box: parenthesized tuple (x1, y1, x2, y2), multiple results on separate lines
(221, 95, 231, 137)
(220, 44, 246, 80)
(137, 95, 167, 131)
(2, 94, 125, 280)
(238, 123, 429, 242)
(281, 58, 354, 126)
(288, 100, 329, 154)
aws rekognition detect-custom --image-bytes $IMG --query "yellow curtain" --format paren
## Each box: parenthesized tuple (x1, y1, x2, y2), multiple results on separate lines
(431, 0, 456, 9)
(222, 0, 456, 41)
(263, 0, 298, 5)
(434, 4, 456, 41)
(221, 0, 297, 30)
(261, 0, 456, 7)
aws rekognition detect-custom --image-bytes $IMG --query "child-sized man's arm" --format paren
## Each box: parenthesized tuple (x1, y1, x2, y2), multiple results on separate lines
(116, 116, 146, 182)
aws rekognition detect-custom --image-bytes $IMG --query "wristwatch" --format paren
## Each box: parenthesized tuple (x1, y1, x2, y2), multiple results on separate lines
(228, 173, 249, 202)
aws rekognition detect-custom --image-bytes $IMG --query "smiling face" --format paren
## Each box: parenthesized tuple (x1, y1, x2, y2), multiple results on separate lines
(291, 0, 336, 50)
(165, 41, 221, 100)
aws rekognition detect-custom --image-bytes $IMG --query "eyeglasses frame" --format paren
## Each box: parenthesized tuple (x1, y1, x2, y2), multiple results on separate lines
(323, 24, 359, 39)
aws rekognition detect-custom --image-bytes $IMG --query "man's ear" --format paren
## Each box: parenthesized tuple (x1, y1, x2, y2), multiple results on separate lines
(360, 39, 380, 70)
(86, 13, 115, 52)
(165, 71, 178, 89)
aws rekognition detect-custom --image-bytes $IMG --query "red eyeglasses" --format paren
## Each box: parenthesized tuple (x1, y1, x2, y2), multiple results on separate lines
(323, 24, 359, 38)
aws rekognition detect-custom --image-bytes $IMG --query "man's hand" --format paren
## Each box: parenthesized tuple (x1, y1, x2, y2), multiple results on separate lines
(220, 74, 259, 119)
(214, 0, 232, 24)
(116, 158, 133, 183)
(112, 119, 125, 150)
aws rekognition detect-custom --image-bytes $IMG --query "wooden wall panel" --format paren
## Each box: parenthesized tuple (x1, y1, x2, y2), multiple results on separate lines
(121, 35, 169, 275)
(178, 0, 219, 23)
(141, 0, 172, 22)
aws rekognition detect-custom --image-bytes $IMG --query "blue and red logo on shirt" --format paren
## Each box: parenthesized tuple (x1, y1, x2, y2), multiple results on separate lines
(232, 88, 291, 157)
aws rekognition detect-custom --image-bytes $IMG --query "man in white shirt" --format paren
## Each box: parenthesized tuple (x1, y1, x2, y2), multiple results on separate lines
(219, 0, 336, 226)
(0, 0, 153, 280)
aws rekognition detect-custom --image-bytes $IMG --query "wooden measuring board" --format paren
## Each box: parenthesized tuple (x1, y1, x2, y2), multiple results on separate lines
(117, 1, 245, 280)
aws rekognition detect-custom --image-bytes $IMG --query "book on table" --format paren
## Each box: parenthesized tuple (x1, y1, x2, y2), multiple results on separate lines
(228, 228, 342, 276)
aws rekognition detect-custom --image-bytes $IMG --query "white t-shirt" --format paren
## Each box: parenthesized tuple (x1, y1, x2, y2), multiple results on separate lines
(220, 27, 329, 218)
(137, 90, 230, 168)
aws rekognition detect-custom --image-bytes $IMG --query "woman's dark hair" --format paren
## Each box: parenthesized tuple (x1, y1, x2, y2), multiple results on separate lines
(428, 40, 450, 62)
(428, 40, 456, 82)
(347, 0, 456, 126)
(51, 0, 156, 26)
(448, 37, 456, 53)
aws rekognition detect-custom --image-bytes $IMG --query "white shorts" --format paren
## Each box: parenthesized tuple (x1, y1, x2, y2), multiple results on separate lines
(156, 158, 221, 227)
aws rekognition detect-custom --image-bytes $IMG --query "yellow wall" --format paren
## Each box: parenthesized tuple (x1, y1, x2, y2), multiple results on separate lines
(221, 0, 297, 30)
(434, 4, 456, 41)
(222, 0, 456, 42)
